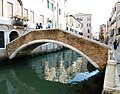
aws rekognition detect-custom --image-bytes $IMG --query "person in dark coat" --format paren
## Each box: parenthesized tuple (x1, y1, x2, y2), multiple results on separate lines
(113, 40, 118, 50)
(39, 23, 43, 29)
(36, 23, 39, 29)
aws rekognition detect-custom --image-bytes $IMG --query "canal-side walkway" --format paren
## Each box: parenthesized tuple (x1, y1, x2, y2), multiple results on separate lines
(113, 44, 120, 90)
(109, 44, 120, 78)
(114, 45, 120, 81)
(102, 43, 120, 94)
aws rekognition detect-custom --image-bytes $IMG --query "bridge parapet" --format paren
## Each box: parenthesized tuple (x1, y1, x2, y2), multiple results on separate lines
(102, 50, 120, 94)
(6, 29, 110, 69)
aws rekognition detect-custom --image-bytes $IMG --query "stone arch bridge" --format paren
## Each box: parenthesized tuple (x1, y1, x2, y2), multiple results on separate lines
(6, 29, 110, 69)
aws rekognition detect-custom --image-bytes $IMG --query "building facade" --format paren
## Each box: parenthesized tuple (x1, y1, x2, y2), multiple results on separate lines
(99, 24, 108, 44)
(107, 2, 120, 42)
(74, 13, 92, 39)
(66, 14, 83, 35)
(0, 0, 68, 49)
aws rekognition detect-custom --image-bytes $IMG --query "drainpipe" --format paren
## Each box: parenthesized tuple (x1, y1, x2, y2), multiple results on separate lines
(57, 2, 59, 28)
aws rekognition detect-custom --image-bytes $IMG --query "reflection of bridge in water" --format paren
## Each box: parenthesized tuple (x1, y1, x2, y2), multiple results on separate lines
(6, 29, 109, 69)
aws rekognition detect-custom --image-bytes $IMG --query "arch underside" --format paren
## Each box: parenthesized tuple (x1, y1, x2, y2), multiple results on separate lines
(6, 29, 109, 69)
(9, 39, 99, 68)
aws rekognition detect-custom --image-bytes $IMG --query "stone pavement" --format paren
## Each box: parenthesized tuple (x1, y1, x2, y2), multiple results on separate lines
(109, 43, 120, 79)
(102, 43, 120, 94)
(113, 45, 120, 63)
(115, 45, 120, 80)
(108, 42, 120, 62)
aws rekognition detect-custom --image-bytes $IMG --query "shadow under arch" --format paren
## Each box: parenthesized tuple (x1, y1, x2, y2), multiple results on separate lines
(9, 31, 20, 42)
(9, 39, 99, 69)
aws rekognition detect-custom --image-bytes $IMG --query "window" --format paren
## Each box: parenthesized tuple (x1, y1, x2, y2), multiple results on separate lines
(88, 29, 90, 33)
(79, 32, 83, 35)
(71, 29, 73, 32)
(24, 8, 28, 18)
(40, 15, 44, 25)
(47, 0, 49, 9)
(119, 15, 120, 20)
(47, 18, 49, 23)
(14, 0, 22, 17)
(79, 17, 83, 21)
(64, 12, 65, 17)
(119, 28, 120, 34)
(60, 23, 62, 29)
(75, 30, 77, 33)
(30, 11, 34, 23)
(7, 2, 13, 18)
(0, 0, 3, 16)
(70, 18, 73, 26)
(50, 3, 54, 11)
(114, 7, 116, 11)
(48, 2, 54, 11)
(111, 29, 114, 37)
(87, 23, 91, 27)
(59, 9, 61, 15)
(66, 27, 68, 30)
(47, 0, 54, 11)
(87, 17, 90, 21)
(0, 31, 5, 48)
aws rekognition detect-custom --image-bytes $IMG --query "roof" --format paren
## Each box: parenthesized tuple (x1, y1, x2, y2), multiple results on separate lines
(74, 13, 92, 16)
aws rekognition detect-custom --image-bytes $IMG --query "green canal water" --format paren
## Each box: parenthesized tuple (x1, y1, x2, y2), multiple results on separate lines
(0, 49, 105, 94)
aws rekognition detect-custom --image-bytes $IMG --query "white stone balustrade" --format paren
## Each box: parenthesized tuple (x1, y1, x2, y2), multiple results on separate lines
(102, 50, 118, 94)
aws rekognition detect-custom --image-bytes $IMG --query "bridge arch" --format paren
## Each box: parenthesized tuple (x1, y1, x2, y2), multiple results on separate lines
(9, 30, 20, 42)
(9, 39, 99, 68)
(6, 29, 110, 69)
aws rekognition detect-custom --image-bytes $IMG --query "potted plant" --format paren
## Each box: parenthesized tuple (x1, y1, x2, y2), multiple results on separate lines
(13, 15, 19, 19)
(13, 15, 23, 26)
(23, 16, 29, 21)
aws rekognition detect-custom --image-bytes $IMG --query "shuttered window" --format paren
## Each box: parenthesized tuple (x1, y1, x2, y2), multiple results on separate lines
(30, 11, 34, 23)
(0, 31, 5, 48)
(0, 0, 3, 16)
(7, 2, 13, 18)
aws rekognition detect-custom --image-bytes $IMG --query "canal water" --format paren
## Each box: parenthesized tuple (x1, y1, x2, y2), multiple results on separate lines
(0, 49, 105, 94)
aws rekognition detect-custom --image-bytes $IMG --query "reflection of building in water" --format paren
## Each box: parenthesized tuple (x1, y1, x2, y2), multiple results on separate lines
(45, 62, 49, 79)
(44, 57, 88, 83)
(81, 57, 88, 72)
(30, 49, 88, 83)
(45, 62, 56, 81)
(66, 57, 84, 76)
(31, 60, 44, 79)
(57, 61, 67, 83)
(44, 61, 67, 83)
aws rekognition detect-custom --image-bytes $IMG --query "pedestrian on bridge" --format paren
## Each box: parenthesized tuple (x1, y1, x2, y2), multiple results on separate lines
(47, 20, 52, 29)
(39, 23, 43, 29)
(113, 39, 119, 50)
(36, 23, 39, 29)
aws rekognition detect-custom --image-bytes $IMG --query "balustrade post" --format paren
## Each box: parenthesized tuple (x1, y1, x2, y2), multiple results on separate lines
(105, 60, 117, 88)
